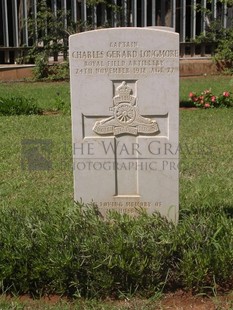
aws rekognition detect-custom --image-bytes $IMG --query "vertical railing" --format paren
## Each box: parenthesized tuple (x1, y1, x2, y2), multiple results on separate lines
(62, 0, 68, 59)
(23, 0, 29, 46)
(191, 0, 196, 40)
(152, 0, 156, 26)
(122, 0, 127, 26)
(222, 1, 227, 28)
(101, 2, 107, 26)
(2, 0, 9, 62)
(201, 0, 206, 35)
(62, 0, 67, 31)
(180, 0, 186, 42)
(71, 0, 77, 24)
(212, 0, 217, 19)
(142, 0, 147, 27)
(52, 0, 58, 61)
(81, 0, 87, 30)
(161, 0, 165, 25)
(172, 0, 176, 29)
(12, 0, 19, 47)
(200, 0, 207, 56)
(32, 0, 38, 45)
(112, 0, 118, 27)
(12, 0, 19, 64)
(1, 0, 233, 64)
(132, 0, 137, 26)
(92, 5, 97, 29)
(53, 0, 57, 15)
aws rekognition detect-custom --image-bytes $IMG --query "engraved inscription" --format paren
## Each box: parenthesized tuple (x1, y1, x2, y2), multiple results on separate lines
(72, 41, 179, 76)
(71, 49, 179, 59)
(109, 41, 138, 48)
(93, 81, 159, 136)
(99, 201, 162, 214)
(99, 201, 151, 207)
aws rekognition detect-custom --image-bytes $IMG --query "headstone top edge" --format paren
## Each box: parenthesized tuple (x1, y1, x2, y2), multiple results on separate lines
(147, 26, 175, 32)
(69, 27, 179, 40)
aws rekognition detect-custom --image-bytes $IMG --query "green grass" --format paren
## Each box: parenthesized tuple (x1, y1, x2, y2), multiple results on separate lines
(1, 111, 232, 219)
(0, 294, 232, 310)
(0, 115, 72, 209)
(0, 81, 70, 111)
(0, 296, 149, 310)
(0, 81, 232, 213)
(0, 77, 233, 301)
(0, 75, 232, 111)
(180, 75, 233, 101)
(180, 109, 233, 210)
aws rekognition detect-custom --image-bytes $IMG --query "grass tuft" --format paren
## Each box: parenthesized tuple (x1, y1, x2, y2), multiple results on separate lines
(0, 204, 232, 298)
(0, 96, 42, 116)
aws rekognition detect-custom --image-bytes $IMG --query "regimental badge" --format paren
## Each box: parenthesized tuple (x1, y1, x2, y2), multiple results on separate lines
(93, 81, 159, 136)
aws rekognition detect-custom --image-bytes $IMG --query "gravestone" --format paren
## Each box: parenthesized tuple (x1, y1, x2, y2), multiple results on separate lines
(70, 28, 179, 222)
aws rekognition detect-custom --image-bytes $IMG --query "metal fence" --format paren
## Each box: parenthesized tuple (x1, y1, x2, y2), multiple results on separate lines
(0, 0, 232, 64)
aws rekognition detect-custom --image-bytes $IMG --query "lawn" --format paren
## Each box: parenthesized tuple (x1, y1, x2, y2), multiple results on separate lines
(1, 76, 232, 211)
(0, 76, 232, 302)
(180, 75, 233, 101)
(0, 81, 70, 111)
(1, 109, 233, 212)
(0, 75, 232, 110)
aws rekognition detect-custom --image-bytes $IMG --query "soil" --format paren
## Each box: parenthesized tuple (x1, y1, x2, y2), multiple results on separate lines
(110, 291, 233, 309)
(3, 291, 233, 309)
(159, 290, 233, 309)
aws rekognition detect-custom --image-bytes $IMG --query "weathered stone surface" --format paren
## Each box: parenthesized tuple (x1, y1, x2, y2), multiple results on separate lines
(70, 28, 179, 221)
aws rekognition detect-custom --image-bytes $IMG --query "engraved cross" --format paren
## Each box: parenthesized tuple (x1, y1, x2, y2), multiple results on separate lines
(82, 81, 166, 197)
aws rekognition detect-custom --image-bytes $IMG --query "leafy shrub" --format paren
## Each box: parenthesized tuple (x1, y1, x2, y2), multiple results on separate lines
(176, 206, 233, 291)
(33, 53, 69, 80)
(189, 89, 233, 108)
(0, 96, 42, 116)
(33, 52, 49, 80)
(33, 52, 69, 81)
(214, 27, 233, 73)
(0, 204, 232, 298)
(193, 8, 233, 73)
(48, 62, 70, 81)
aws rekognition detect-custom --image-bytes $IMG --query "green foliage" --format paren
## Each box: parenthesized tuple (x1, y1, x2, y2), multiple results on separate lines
(0, 96, 42, 116)
(33, 52, 49, 80)
(179, 76, 233, 103)
(176, 207, 233, 291)
(189, 89, 233, 108)
(27, 0, 68, 61)
(32, 55, 69, 80)
(214, 28, 233, 72)
(27, 0, 70, 79)
(0, 204, 232, 298)
(26, 0, 122, 74)
(217, 0, 233, 5)
(194, 8, 233, 72)
(87, 0, 107, 5)
(50, 89, 70, 114)
(48, 61, 70, 81)
(0, 78, 232, 299)
(0, 81, 70, 112)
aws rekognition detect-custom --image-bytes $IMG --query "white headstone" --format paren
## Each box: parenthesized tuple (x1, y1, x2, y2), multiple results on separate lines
(70, 28, 179, 222)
